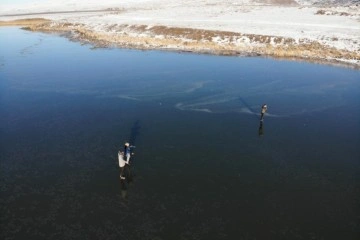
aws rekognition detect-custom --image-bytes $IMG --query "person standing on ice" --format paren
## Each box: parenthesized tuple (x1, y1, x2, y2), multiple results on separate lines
(124, 142, 135, 164)
(118, 151, 126, 180)
(260, 104, 268, 121)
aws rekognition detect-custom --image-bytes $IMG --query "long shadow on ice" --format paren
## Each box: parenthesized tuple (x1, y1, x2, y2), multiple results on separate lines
(128, 120, 141, 146)
(238, 97, 260, 120)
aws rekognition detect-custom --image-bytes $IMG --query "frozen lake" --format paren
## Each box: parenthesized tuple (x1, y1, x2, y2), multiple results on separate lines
(0, 27, 359, 240)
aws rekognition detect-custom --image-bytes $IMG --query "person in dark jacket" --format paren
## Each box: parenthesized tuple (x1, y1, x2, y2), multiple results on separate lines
(124, 142, 135, 164)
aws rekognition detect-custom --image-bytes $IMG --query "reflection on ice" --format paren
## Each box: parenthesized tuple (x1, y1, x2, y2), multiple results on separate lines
(176, 102, 213, 113)
(115, 94, 140, 101)
(184, 81, 208, 93)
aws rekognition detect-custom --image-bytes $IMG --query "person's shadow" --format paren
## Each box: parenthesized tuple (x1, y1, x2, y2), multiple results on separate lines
(258, 120, 264, 137)
(120, 164, 133, 200)
(120, 178, 128, 200)
(129, 120, 140, 145)
(238, 97, 259, 120)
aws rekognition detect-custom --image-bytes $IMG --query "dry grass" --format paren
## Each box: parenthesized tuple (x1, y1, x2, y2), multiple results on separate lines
(315, 10, 326, 15)
(315, 9, 352, 16)
(0, 18, 50, 26)
(257, 0, 298, 5)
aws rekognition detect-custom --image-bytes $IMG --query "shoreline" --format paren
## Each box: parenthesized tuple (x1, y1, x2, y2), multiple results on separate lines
(1, 18, 359, 69)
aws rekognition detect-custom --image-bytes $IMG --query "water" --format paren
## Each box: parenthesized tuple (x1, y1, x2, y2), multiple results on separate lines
(0, 27, 359, 240)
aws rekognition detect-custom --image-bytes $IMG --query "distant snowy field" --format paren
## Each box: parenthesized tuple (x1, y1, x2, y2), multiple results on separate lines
(0, 0, 151, 13)
(1, 0, 359, 64)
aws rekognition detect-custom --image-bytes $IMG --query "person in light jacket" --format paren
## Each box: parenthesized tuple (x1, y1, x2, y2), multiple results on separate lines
(118, 151, 126, 180)
(260, 104, 268, 121)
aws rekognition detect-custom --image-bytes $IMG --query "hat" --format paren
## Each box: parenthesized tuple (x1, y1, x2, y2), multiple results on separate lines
(125, 142, 130, 146)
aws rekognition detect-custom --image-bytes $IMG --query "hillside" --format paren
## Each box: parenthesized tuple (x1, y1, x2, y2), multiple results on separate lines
(0, 0, 359, 67)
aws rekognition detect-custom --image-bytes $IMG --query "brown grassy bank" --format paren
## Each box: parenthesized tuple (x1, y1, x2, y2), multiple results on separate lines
(0, 18, 50, 26)
(1, 18, 359, 68)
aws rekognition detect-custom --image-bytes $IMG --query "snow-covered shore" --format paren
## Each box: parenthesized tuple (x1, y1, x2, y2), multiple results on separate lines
(1, 0, 359, 67)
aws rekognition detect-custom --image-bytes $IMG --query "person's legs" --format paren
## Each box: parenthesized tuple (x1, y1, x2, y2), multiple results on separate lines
(120, 167, 125, 179)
